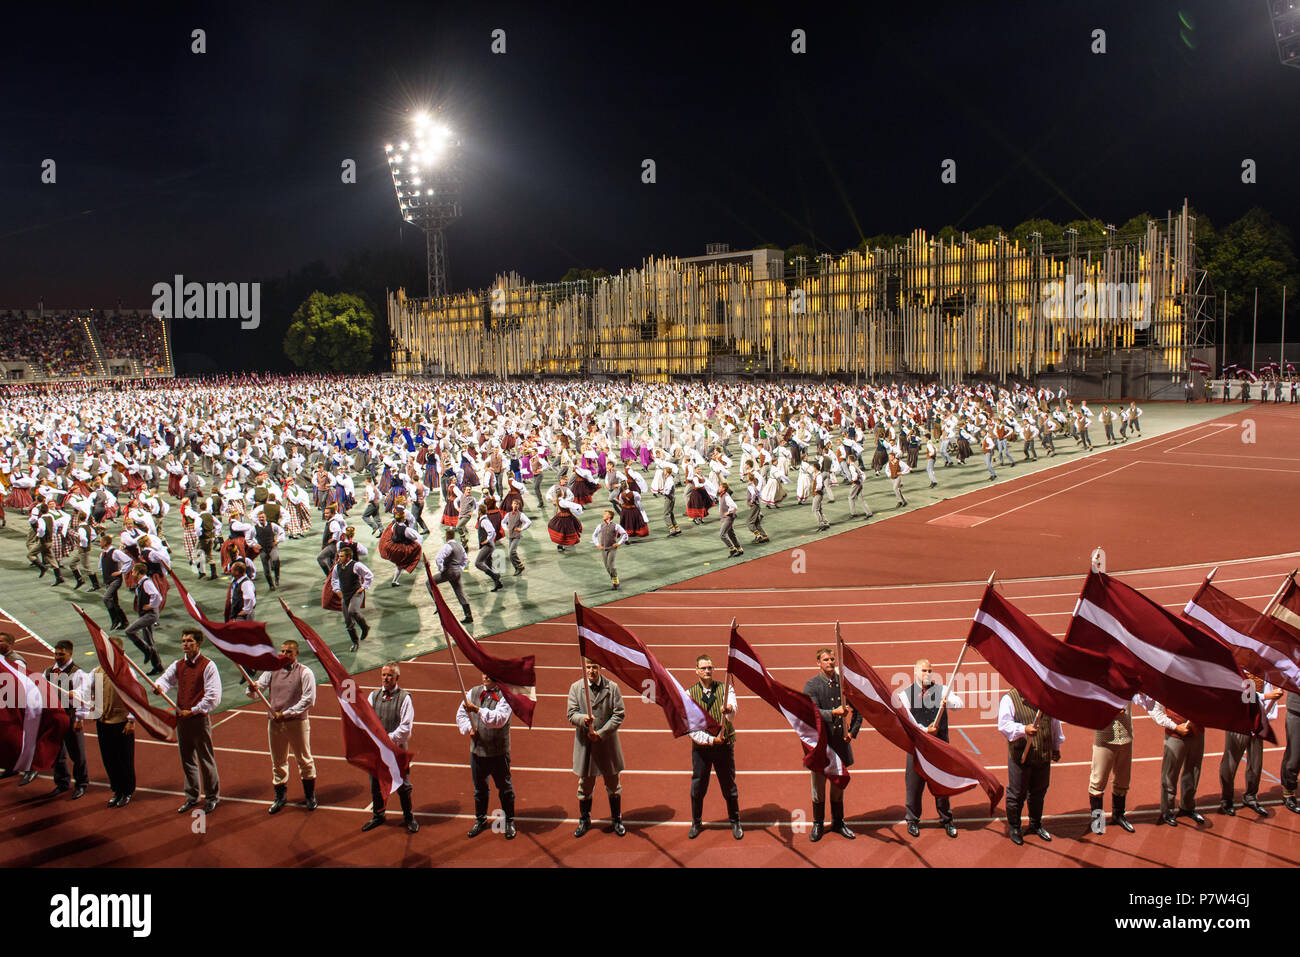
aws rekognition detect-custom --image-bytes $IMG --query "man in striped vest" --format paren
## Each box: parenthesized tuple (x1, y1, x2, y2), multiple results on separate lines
(456, 673, 516, 840)
(1150, 700, 1204, 826)
(155, 628, 222, 814)
(247, 639, 317, 815)
(363, 661, 417, 833)
(997, 686, 1063, 845)
(1088, 699, 1138, 834)
(686, 654, 742, 840)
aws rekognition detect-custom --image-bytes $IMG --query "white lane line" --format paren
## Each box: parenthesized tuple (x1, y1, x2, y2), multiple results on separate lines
(969, 462, 1137, 527)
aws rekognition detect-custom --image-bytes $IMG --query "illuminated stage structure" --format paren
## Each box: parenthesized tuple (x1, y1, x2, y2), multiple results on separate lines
(389, 200, 1213, 398)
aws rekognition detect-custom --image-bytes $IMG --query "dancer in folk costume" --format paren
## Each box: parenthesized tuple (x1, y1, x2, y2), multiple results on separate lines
(685, 463, 715, 525)
(179, 497, 202, 571)
(221, 502, 262, 574)
(569, 454, 600, 506)
(500, 473, 527, 515)
(616, 480, 649, 539)
(378, 505, 424, 587)
(281, 480, 313, 538)
(330, 466, 356, 516)
(311, 464, 332, 512)
(547, 480, 584, 552)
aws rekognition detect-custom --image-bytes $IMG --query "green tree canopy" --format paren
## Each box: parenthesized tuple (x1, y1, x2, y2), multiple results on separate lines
(283, 291, 375, 373)
(1010, 218, 1061, 245)
(1205, 207, 1299, 337)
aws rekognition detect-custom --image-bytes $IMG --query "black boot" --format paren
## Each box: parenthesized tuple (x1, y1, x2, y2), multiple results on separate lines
(688, 795, 704, 839)
(1089, 792, 1106, 834)
(574, 798, 593, 837)
(268, 784, 288, 815)
(609, 794, 626, 836)
(72, 569, 84, 590)
(303, 778, 317, 811)
(398, 784, 418, 833)
(208, 566, 217, 581)
(726, 794, 743, 840)
(347, 627, 359, 652)
(149, 650, 165, 676)
(467, 793, 491, 838)
(1111, 793, 1135, 833)
(809, 802, 825, 842)
(52, 567, 65, 585)
(502, 790, 517, 839)
(89, 573, 101, 590)
(830, 801, 855, 839)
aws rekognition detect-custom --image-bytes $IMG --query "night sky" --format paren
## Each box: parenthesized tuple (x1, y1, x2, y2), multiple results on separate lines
(1, 1, 1296, 359)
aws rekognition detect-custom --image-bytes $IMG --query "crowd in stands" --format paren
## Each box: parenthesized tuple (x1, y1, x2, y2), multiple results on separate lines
(0, 312, 98, 378)
(97, 312, 168, 373)
(0, 310, 169, 379)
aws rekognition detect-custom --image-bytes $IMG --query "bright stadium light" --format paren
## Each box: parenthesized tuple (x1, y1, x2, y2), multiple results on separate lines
(386, 111, 463, 299)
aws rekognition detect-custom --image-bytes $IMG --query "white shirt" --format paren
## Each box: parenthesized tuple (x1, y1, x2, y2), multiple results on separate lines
(896, 684, 963, 731)
(592, 522, 629, 547)
(997, 695, 1065, 748)
(249, 663, 317, 717)
(456, 690, 512, 733)
(331, 560, 374, 592)
(433, 540, 468, 573)
(155, 655, 223, 715)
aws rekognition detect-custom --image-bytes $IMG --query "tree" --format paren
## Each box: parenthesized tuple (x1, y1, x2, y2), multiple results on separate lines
(1205, 208, 1299, 346)
(1011, 218, 1061, 245)
(283, 292, 376, 373)
(969, 225, 1005, 243)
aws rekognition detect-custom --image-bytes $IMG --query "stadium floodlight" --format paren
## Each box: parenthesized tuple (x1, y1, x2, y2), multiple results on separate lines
(387, 111, 463, 299)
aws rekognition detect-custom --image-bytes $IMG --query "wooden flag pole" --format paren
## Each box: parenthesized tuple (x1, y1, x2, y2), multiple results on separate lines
(937, 570, 994, 728)
(1020, 709, 1043, 765)
(577, 594, 594, 777)
(238, 664, 276, 716)
(720, 617, 738, 742)
(1260, 570, 1296, 618)
(125, 653, 178, 710)
(445, 628, 471, 706)
(835, 621, 851, 741)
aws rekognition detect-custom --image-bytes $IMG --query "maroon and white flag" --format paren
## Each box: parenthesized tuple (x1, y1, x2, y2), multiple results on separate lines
(574, 598, 718, 737)
(171, 571, 290, 674)
(1066, 570, 1272, 739)
(967, 585, 1142, 729)
(1183, 578, 1300, 695)
(838, 639, 1003, 813)
(0, 655, 70, 773)
(726, 625, 848, 788)
(1188, 357, 1211, 374)
(426, 561, 536, 727)
(1269, 573, 1300, 637)
(279, 599, 411, 801)
(74, 605, 177, 742)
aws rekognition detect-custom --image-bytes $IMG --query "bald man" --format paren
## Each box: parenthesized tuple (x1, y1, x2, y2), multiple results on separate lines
(896, 659, 962, 838)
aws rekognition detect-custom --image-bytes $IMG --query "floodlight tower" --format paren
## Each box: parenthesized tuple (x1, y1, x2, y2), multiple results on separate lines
(386, 112, 463, 300)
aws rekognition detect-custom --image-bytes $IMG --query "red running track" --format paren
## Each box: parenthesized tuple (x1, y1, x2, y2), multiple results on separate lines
(2, 404, 1298, 867)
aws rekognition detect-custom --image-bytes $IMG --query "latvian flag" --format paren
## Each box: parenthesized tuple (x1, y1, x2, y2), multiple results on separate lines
(1269, 572, 1300, 637)
(1183, 578, 1300, 695)
(1188, 357, 1211, 374)
(426, 562, 536, 727)
(573, 598, 717, 737)
(1237, 369, 1259, 382)
(838, 639, 1003, 813)
(0, 654, 70, 774)
(170, 571, 290, 674)
(74, 605, 177, 741)
(726, 625, 848, 788)
(279, 599, 411, 800)
(967, 585, 1141, 729)
(1066, 571, 1272, 739)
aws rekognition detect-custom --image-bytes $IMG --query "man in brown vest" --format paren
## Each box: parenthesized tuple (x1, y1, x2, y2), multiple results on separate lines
(247, 639, 317, 814)
(88, 634, 137, 807)
(997, 687, 1063, 845)
(155, 628, 222, 814)
(686, 654, 742, 840)
(1150, 699, 1204, 826)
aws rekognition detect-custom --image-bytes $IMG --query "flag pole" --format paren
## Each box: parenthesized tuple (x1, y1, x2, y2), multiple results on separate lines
(576, 594, 594, 777)
(1020, 709, 1043, 764)
(1261, 570, 1297, 617)
(721, 617, 737, 739)
(1205, 566, 1219, 584)
(445, 627, 471, 706)
(238, 664, 276, 715)
(126, 653, 177, 709)
(939, 570, 994, 729)
(835, 620, 850, 741)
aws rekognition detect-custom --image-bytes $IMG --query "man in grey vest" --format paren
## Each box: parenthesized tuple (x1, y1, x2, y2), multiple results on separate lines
(1283, 687, 1300, 814)
(997, 686, 1063, 845)
(331, 545, 373, 652)
(804, 648, 862, 841)
(363, 661, 418, 833)
(431, 529, 474, 624)
(501, 499, 531, 576)
(247, 638, 317, 814)
(591, 509, 628, 590)
(899, 659, 961, 838)
(567, 659, 626, 837)
(456, 672, 517, 840)
(252, 512, 285, 590)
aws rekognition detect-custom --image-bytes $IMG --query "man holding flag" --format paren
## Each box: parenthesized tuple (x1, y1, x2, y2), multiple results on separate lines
(245, 638, 318, 815)
(566, 659, 626, 837)
(1218, 675, 1281, 818)
(897, 659, 961, 838)
(686, 653, 742, 840)
(997, 687, 1063, 845)
(154, 627, 222, 815)
(363, 661, 418, 834)
(456, 673, 517, 840)
(87, 634, 138, 807)
(804, 648, 862, 840)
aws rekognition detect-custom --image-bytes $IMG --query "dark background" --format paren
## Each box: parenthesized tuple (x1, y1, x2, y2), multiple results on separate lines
(1, 1, 1295, 371)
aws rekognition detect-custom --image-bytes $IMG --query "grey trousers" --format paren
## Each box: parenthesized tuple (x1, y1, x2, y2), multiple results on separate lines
(1219, 731, 1263, 803)
(1160, 732, 1204, 815)
(507, 535, 524, 571)
(431, 566, 471, 614)
(600, 547, 618, 579)
(178, 714, 220, 801)
(342, 591, 368, 634)
(1283, 710, 1300, 793)
(663, 492, 677, 530)
(811, 492, 825, 527)
(719, 514, 739, 549)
